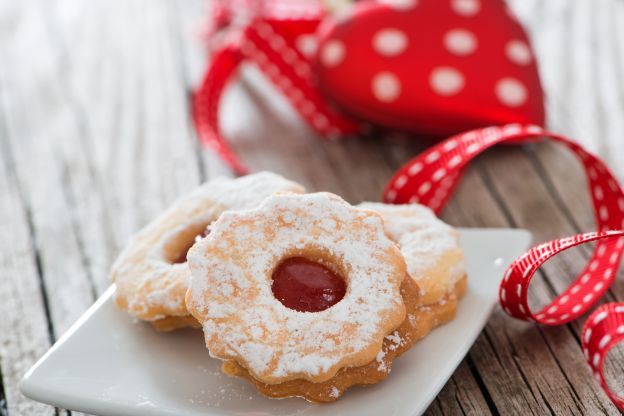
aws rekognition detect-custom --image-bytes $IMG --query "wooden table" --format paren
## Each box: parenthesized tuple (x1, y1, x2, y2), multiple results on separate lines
(1, 0, 623, 414)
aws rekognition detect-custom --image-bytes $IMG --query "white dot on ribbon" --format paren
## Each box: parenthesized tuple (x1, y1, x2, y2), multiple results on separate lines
(269, 35, 285, 51)
(589, 261, 599, 272)
(432, 168, 447, 182)
(588, 167, 598, 180)
(585, 328, 593, 342)
(597, 244, 607, 257)
(430, 66, 465, 96)
(386, 189, 397, 202)
(594, 311, 608, 324)
(505, 40, 532, 65)
(572, 304, 582, 313)
(372, 71, 401, 102)
(313, 115, 328, 130)
(496, 77, 528, 107)
(426, 151, 441, 163)
(373, 28, 409, 57)
(418, 181, 432, 195)
(448, 155, 462, 168)
(444, 140, 458, 151)
(395, 174, 408, 188)
(594, 185, 604, 201)
(408, 162, 423, 175)
(503, 268, 512, 283)
(444, 29, 478, 56)
(296, 34, 318, 57)
(598, 334, 612, 349)
(610, 253, 618, 264)
(451, 0, 481, 16)
(321, 40, 346, 67)
(378, 0, 418, 11)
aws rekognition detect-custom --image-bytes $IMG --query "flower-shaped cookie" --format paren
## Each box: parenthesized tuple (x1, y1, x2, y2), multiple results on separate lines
(186, 192, 407, 384)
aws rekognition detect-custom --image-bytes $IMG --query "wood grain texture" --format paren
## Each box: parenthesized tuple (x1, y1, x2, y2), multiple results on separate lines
(1, 0, 623, 414)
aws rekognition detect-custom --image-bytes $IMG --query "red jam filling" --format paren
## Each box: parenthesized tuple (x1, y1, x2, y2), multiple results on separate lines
(171, 228, 210, 264)
(271, 257, 346, 312)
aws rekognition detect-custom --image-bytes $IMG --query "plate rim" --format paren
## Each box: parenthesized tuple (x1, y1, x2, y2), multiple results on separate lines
(20, 227, 533, 416)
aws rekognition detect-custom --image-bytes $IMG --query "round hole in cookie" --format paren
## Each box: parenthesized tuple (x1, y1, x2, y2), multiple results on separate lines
(271, 257, 347, 312)
(165, 225, 211, 264)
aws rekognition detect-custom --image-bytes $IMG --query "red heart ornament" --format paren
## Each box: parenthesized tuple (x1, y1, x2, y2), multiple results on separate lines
(314, 0, 545, 135)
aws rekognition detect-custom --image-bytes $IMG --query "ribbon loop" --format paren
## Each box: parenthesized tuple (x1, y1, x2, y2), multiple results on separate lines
(384, 123, 624, 410)
(194, 6, 361, 174)
(193, 39, 248, 174)
(583, 302, 624, 409)
(501, 231, 624, 324)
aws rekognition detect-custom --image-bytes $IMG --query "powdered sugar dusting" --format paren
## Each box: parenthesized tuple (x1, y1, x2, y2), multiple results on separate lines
(375, 349, 388, 372)
(358, 202, 465, 294)
(187, 193, 406, 383)
(112, 172, 304, 320)
(385, 330, 404, 351)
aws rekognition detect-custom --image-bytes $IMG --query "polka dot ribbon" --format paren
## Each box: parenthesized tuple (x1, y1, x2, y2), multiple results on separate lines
(383, 123, 624, 409)
(193, 4, 360, 175)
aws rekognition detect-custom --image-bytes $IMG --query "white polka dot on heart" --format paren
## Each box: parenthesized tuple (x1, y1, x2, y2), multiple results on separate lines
(506, 40, 532, 65)
(496, 77, 528, 107)
(373, 28, 408, 57)
(378, 0, 418, 11)
(296, 34, 317, 58)
(451, 0, 481, 16)
(321, 40, 346, 68)
(372, 72, 401, 102)
(444, 29, 477, 56)
(430, 67, 465, 96)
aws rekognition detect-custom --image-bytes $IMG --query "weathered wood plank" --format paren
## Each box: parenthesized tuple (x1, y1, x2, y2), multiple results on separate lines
(476, 147, 621, 414)
(0, 0, 96, 334)
(510, 0, 624, 181)
(172, 0, 236, 180)
(0, 69, 54, 415)
(1, 0, 623, 415)
(380, 138, 588, 415)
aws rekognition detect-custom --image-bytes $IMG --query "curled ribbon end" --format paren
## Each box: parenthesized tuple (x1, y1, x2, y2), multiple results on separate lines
(384, 124, 624, 410)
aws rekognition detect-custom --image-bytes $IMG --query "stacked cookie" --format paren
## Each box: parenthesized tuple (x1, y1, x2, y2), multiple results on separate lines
(111, 172, 466, 402)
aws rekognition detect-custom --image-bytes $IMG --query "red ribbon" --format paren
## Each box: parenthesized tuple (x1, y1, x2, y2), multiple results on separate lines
(195, 2, 624, 408)
(384, 124, 624, 409)
(193, 3, 360, 175)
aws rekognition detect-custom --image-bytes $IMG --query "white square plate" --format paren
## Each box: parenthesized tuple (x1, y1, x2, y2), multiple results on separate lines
(21, 228, 531, 416)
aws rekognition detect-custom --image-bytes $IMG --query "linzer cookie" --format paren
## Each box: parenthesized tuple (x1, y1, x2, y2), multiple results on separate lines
(185, 192, 432, 402)
(111, 172, 304, 331)
(358, 202, 467, 334)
